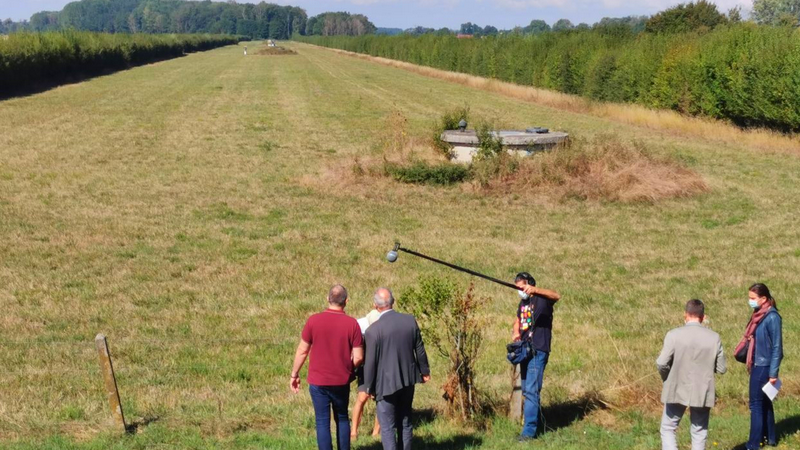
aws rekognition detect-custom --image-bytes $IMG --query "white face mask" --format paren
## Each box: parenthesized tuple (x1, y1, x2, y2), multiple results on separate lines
(748, 299, 759, 309)
(518, 290, 530, 300)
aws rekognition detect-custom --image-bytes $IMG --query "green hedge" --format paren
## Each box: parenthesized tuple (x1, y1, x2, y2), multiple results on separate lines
(297, 25, 800, 132)
(386, 162, 471, 185)
(0, 31, 243, 93)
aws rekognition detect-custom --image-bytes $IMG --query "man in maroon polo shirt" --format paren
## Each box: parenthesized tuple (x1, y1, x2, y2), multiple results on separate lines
(290, 284, 364, 450)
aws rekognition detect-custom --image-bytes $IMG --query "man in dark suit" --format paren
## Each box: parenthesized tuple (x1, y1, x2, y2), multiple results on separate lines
(364, 287, 430, 450)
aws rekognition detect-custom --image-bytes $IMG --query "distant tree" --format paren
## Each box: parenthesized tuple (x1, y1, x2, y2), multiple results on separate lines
(595, 15, 648, 33)
(727, 6, 743, 23)
(307, 12, 376, 36)
(405, 26, 435, 35)
(29, 12, 60, 31)
(482, 25, 498, 35)
(645, 0, 728, 33)
(16, 0, 307, 38)
(552, 18, 574, 31)
(575, 22, 591, 30)
(523, 19, 550, 34)
(435, 27, 453, 36)
(376, 27, 403, 35)
(305, 15, 320, 35)
(459, 22, 482, 35)
(269, 15, 287, 38)
(0, 18, 13, 34)
(752, 0, 800, 25)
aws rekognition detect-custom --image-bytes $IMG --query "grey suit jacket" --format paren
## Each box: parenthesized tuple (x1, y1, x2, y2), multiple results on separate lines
(656, 322, 727, 408)
(364, 309, 430, 401)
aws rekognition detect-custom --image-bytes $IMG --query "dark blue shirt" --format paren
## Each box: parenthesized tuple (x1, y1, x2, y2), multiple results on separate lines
(517, 294, 555, 353)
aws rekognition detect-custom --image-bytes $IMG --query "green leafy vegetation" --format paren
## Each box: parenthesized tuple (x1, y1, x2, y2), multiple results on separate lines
(297, 24, 800, 131)
(431, 105, 469, 158)
(644, 0, 730, 34)
(753, 0, 800, 25)
(0, 31, 240, 93)
(9, 0, 307, 39)
(385, 161, 470, 186)
(304, 12, 376, 36)
(403, 278, 487, 420)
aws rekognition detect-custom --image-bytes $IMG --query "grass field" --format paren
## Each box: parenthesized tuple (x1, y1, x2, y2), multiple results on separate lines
(1, 41, 798, 449)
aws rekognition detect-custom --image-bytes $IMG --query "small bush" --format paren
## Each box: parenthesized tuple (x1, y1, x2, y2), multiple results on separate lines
(385, 161, 470, 186)
(470, 152, 519, 188)
(431, 106, 470, 159)
(402, 277, 485, 420)
(474, 122, 504, 161)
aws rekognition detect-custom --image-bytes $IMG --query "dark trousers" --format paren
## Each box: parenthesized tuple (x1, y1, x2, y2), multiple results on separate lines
(376, 385, 415, 450)
(309, 384, 351, 450)
(747, 365, 776, 449)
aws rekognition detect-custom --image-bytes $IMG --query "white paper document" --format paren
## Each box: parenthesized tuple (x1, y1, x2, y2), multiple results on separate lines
(762, 379, 782, 401)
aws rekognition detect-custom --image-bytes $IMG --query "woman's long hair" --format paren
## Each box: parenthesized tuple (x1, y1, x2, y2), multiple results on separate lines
(749, 283, 777, 309)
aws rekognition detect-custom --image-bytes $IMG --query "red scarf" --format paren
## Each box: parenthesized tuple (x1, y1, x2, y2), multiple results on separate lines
(734, 303, 771, 373)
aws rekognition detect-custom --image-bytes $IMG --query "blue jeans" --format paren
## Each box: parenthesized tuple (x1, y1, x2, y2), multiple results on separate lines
(309, 384, 351, 450)
(520, 350, 549, 438)
(747, 366, 776, 449)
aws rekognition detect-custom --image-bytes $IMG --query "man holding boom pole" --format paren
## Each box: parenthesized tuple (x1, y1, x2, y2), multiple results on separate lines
(512, 272, 561, 442)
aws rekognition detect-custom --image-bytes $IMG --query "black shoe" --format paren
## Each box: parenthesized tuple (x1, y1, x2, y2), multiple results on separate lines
(517, 435, 534, 443)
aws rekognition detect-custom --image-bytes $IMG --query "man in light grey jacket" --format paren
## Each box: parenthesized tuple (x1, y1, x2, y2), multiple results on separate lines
(656, 299, 727, 450)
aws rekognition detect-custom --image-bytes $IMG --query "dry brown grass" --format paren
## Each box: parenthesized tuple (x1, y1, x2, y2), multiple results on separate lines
(256, 46, 297, 56)
(311, 109, 707, 204)
(305, 109, 447, 191)
(315, 46, 800, 155)
(474, 136, 709, 203)
(318, 111, 708, 204)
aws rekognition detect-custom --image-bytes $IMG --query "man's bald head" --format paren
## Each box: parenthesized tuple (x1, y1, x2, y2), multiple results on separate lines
(373, 287, 394, 309)
(328, 284, 348, 307)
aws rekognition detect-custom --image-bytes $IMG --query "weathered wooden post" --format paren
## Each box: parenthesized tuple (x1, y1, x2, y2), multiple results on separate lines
(509, 363, 523, 420)
(95, 333, 127, 432)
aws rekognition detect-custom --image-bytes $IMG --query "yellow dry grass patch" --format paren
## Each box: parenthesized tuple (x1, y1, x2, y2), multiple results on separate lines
(477, 136, 709, 203)
(256, 46, 297, 56)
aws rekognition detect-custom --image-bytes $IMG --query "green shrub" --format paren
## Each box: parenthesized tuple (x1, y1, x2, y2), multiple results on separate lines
(470, 152, 519, 188)
(474, 123, 504, 161)
(431, 105, 470, 158)
(402, 277, 486, 420)
(385, 161, 470, 186)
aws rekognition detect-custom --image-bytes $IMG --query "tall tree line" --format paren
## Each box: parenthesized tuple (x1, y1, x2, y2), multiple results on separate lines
(2, 1, 378, 38)
(4, 0, 308, 39)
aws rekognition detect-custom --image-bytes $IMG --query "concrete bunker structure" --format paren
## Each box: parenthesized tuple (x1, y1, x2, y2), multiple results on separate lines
(441, 123, 569, 163)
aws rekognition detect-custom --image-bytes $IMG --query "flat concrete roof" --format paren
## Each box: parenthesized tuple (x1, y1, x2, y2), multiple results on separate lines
(441, 130, 569, 146)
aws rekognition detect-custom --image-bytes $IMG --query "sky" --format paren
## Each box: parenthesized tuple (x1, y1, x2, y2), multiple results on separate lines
(1, 0, 754, 28)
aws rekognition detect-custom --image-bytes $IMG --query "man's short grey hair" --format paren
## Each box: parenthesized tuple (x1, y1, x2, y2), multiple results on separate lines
(373, 287, 395, 308)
